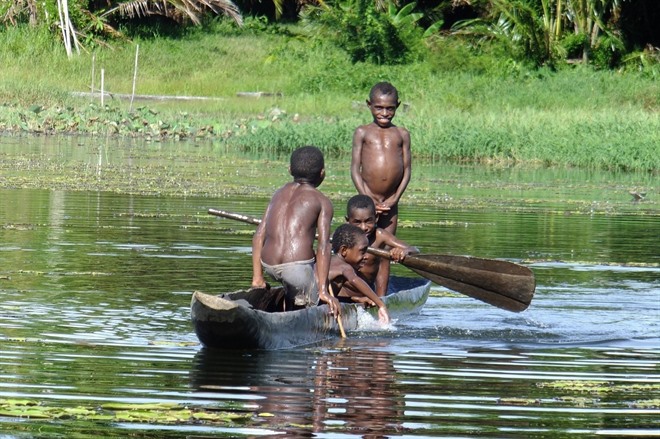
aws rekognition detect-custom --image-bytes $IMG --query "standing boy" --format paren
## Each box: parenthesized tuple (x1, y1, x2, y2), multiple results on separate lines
(345, 195, 418, 297)
(351, 82, 412, 293)
(251, 146, 339, 316)
(329, 224, 390, 324)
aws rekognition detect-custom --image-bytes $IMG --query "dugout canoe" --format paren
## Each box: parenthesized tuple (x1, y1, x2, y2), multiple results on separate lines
(191, 276, 431, 350)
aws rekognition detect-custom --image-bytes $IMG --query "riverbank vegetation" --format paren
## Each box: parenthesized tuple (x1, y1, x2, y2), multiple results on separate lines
(1, 1, 659, 172)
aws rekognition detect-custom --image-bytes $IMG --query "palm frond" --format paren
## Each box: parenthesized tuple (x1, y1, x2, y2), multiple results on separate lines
(105, 0, 242, 26)
(112, 0, 158, 20)
(197, 0, 242, 24)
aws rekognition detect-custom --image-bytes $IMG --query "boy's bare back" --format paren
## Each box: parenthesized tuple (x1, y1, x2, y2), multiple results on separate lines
(260, 181, 333, 266)
(251, 145, 338, 315)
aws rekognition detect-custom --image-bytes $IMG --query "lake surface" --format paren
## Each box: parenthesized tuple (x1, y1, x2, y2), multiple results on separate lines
(0, 136, 658, 438)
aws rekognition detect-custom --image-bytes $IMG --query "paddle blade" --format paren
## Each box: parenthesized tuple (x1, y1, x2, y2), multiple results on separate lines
(400, 254, 535, 312)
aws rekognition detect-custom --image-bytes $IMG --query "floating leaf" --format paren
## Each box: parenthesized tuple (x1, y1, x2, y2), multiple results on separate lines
(102, 402, 180, 410)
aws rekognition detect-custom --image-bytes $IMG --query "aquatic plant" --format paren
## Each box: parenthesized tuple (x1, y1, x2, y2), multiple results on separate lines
(0, 398, 252, 424)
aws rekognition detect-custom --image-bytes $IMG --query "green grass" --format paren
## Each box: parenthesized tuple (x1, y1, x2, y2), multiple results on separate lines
(0, 22, 658, 172)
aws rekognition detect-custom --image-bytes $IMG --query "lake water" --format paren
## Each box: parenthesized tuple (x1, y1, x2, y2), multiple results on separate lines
(0, 136, 658, 437)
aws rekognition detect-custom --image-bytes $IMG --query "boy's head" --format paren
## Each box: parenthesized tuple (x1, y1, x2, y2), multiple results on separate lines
(346, 195, 377, 236)
(332, 223, 369, 268)
(369, 82, 399, 102)
(367, 82, 400, 128)
(290, 146, 325, 186)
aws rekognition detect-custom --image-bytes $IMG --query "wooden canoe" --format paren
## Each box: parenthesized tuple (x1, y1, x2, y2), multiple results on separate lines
(191, 276, 431, 350)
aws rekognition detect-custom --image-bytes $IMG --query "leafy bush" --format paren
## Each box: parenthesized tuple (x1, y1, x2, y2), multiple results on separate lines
(302, 0, 426, 65)
(591, 35, 626, 69)
(622, 47, 660, 78)
(560, 33, 589, 60)
(426, 35, 518, 76)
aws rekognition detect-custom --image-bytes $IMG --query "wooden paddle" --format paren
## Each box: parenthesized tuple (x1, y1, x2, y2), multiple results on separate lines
(208, 208, 535, 312)
(328, 285, 347, 338)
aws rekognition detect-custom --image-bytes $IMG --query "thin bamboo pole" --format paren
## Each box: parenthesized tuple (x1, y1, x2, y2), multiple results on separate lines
(90, 53, 95, 101)
(130, 44, 139, 112)
(101, 68, 105, 106)
(57, 0, 80, 57)
(57, 0, 71, 57)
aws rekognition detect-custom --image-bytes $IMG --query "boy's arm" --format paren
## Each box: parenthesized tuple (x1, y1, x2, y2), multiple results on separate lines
(315, 198, 339, 315)
(341, 265, 390, 324)
(343, 266, 385, 307)
(350, 127, 368, 195)
(376, 228, 419, 262)
(384, 127, 411, 207)
(251, 211, 268, 288)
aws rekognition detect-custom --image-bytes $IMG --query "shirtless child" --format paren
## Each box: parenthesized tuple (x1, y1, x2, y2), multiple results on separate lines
(251, 146, 339, 316)
(351, 81, 411, 233)
(351, 82, 412, 293)
(329, 224, 390, 324)
(345, 195, 418, 297)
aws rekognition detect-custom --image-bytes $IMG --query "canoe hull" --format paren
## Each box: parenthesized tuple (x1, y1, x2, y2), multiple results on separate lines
(191, 276, 431, 350)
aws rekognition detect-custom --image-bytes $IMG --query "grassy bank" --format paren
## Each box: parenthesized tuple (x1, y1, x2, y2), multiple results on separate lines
(1, 23, 658, 172)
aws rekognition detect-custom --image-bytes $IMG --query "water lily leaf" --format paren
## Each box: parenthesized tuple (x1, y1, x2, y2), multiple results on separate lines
(0, 408, 50, 418)
(0, 399, 37, 406)
(102, 402, 179, 410)
(192, 411, 241, 422)
(61, 407, 96, 416)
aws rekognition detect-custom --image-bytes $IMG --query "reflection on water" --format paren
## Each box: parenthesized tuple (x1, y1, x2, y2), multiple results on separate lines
(189, 342, 660, 438)
(192, 343, 404, 437)
(0, 138, 658, 437)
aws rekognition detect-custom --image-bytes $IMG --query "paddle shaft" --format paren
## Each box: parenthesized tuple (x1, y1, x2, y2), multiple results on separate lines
(208, 208, 385, 255)
(208, 208, 535, 312)
(328, 284, 347, 338)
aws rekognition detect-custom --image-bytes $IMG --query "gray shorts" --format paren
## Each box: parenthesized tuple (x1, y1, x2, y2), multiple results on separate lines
(261, 258, 319, 307)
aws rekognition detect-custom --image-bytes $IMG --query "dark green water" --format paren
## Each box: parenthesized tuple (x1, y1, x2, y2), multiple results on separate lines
(0, 136, 658, 437)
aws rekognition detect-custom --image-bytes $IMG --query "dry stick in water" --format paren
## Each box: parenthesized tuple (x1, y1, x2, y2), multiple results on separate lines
(329, 285, 346, 338)
(130, 44, 139, 112)
(90, 53, 95, 102)
(101, 69, 105, 107)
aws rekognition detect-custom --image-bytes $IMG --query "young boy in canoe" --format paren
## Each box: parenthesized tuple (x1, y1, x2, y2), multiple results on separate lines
(251, 146, 339, 316)
(351, 82, 412, 292)
(344, 195, 418, 297)
(329, 223, 390, 324)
